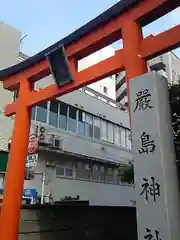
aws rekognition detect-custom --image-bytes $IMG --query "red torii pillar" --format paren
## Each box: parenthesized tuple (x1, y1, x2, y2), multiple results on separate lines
(0, 0, 179, 239)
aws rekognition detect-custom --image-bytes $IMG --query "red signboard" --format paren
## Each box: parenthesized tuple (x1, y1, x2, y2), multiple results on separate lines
(28, 134, 38, 154)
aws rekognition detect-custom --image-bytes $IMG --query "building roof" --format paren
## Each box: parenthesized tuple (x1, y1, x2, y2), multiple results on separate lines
(0, 0, 142, 80)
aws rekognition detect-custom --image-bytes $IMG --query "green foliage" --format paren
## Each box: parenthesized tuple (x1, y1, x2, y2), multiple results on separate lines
(118, 164, 134, 184)
(169, 83, 180, 182)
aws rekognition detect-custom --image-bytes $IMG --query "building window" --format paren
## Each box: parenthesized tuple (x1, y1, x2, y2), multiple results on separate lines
(101, 120, 107, 141)
(178, 74, 180, 82)
(105, 167, 115, 184)
(91, 164, 105, 182)
(59, 102, 68, 130)
(114, 125, 120, 145)
(120, 127, 126, 147)
(99, 165, 105, 182)
(126, 129, 132, 149)
(56, 166, 64, 176)
(76, 161, 90, 180)
(78, 110, 85, 136)
(13, 89, 19, 102)
(36, 103, 47, 123)
(49, 100, 58, 127)
(172, 70, 177, 83)
(91, 164, 100, 181)
(107, 122, 114, 143)
(31, 107, 36, 120)
(105, 166, 120, 184)
(93, 117, 100, 140)
(103, 86, 108, 95)
(68, 106, 77, 133)
(56, 161, 73, 178)
(85, 114, 93, 138)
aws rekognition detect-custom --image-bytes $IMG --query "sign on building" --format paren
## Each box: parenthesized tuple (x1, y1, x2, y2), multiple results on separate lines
(28, 134, 38, 154)
(26, 154, 38, 168)
(130, 72, 180, 240)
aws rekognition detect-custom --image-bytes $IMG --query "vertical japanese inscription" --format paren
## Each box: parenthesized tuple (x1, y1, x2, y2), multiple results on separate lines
(138, 132, 156, 154)
(133, 89, 153, 112)
(144, 228, 163, 240)
(133, 86, 163, 239)
(131, 73, 180, 240)
(140, 177, 160, 203)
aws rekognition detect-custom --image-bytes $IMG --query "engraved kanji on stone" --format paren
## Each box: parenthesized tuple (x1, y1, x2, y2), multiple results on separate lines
(138, 132, 156, 154)
(140, 177, 160, 202)
(134, 89, 153, 112)
(144, 228, 163, 240)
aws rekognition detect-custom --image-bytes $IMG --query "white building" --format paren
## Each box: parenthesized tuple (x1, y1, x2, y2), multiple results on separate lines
(78, 46, 116, 100)
(0, 22, 20, 154)
(116, 52, 180, 106)
(0, 22, 135, 206)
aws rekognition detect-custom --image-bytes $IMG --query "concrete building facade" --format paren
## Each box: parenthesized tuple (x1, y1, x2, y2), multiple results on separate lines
(0, 22, 21, 152)
(78, 46, 116, 100)
(0, 23, 135, 206)
(116, 52, 180, 106)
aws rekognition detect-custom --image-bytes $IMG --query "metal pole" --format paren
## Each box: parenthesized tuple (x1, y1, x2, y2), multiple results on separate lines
(41, 171, 46, 204)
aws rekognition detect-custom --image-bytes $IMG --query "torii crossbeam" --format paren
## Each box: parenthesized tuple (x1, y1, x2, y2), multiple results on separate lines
(0, 0, 179, 239)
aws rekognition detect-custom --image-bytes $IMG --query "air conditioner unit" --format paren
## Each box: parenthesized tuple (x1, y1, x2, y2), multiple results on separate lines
(52, 137, 61, 149)
(38, 126, 46, 142)
(38, 127, 52, 147)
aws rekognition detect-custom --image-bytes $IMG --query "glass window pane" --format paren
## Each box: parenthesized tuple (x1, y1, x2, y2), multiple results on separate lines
(49, 100, 58, 127)
(120, 127, 126, 147)
(93, 117, 100, 140)
(107, 122, 113, 143)
(91, 164, 99, 181)
(59, 102, 68, 130)
(56, 166, 64, 177)
(103, 86, 108, 94)
(36, 103, 47, 123)
(77, 161, 83, 169)
(68, 106, 77, 133)
(101, 120, 107, 141)
(99, 165, 105, 182)
(31, 107, 36, 120)
(78, 110, 85, 136)
(65, 168, 73, 177)
(126, 129, 132, 149)
(69, 105, 76, 119)
(76, 161, 90, 180)
(100, 165, 104, 173)
(106, 167, 115, 183)
(85, 114, 93, 138)
(114, 125, 120, 145)
(100, 174, 105, 182)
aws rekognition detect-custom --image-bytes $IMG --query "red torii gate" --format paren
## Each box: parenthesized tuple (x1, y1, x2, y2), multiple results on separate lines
(0, 0, 179, 239)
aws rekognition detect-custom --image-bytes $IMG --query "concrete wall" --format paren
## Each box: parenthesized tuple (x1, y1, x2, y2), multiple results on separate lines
(51, 178, 135, 206)
(0, 22, 21, 151)
(18, 205, 137, 240)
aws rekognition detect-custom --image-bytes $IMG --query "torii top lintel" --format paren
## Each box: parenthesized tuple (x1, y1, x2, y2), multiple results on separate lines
(0, 0, 180, 117)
